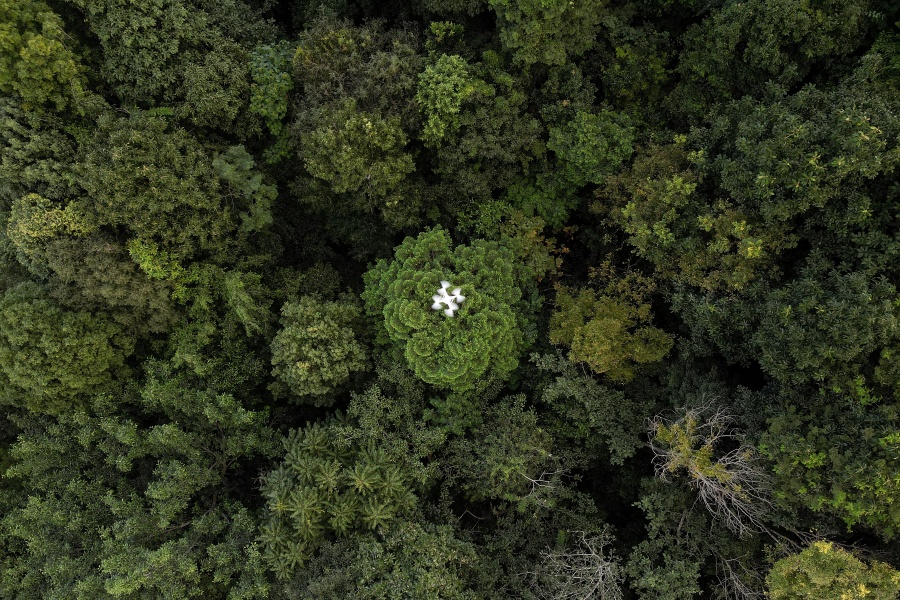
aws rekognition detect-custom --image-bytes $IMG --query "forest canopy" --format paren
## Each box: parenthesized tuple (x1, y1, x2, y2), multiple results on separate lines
(2, 0, 900, 598)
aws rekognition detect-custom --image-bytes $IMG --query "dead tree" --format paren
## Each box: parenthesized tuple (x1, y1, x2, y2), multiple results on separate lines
(648, 403, 774, 538)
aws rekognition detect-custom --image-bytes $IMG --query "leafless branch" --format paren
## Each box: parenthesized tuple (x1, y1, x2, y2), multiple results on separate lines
(648, 402, 774, 538)
(712, 553, 766, 600)
(532, 529, 625, 600)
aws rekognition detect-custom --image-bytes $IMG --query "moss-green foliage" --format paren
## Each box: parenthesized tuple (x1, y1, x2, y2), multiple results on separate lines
(77, 112, 239, 263)
(66, 0, 275, 120)
(347, 363, 448, 486)
(624, 481, 705, 600)
(43, 235, 179, 336)
(488, 0, 606, 66)
(290, 16, 422, 130)
(458, 199, 562, 279)
(547, 110, 635, 187)
(0, 282, 127, 414)
(273, 522, 486, 599)
(534, 352, 650, 465)
(767, 541, 900, 600)
(211, 145, 276, 235)
(445, 395, 555, 506)
(259, 420, 417, 579)
(0, 98, 79, 206)
(180, 39, 251, 130)
(285, 16, 424, 233)
(270, 296, 368, 404)
(362, 228, 531, 391)
(593, 15, 671, 115)
(249, 42, 293, 135)
(599, 143, 779, 291)
(6, 192, 94, 274)
(754, 271, 899, 392)
(676, 0, 875, 105)
(4, 0, 900, 596)
(0, 0, 87, 113)
(549, 266, 673, 382)
(300, 100, 415, 216)
(425, 51, 544, 203)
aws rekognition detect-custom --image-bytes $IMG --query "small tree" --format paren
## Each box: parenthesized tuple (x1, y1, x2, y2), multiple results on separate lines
(649, 403, 772, 537)
(488, 0, 605, 66)
(547, 111, 635, 188)
(549, 265, 673, 383)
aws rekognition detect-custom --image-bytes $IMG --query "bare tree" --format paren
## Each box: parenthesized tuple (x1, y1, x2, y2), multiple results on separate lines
(648, 403, 774, 538)
(532, 529, 625, 600)
(712, 553, 767, 600)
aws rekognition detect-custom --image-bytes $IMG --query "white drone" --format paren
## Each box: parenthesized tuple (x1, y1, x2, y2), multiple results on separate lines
(431, 280, 466, 317)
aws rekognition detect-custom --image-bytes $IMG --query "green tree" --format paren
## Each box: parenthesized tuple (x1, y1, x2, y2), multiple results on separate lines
(416, 54, 491, 146)
(767, 541, 900, 600)
(488, 0, 606, 66)
(299, 100, 415, 224)
(675, 0, 875, 109)
(65, 0, 275, 120)
(597, 142, 781, 292)
(270, 296, 369, 404)
(758, 394, 900, 539)
(77, 113, 244, 265)
(0, 98, 79, 206)
(6, 192, 95, 275)
(419, 51, 544, 203)
(534, 352, 650, 466)
(43, 235, 179, 337)
(753, 271, 899, 393)
(346, 362, 448, 486)
(362, 228, 532, 392)
(445, 395, 556, 508)
(0, 282, 127, 414)
(291, 16, 421, 129)
(547, 110, 635, 187)
(249, 41, 293, 135)
(180, 39, 252, 131)
(272, 522, 486, 599)
(0, 361, 277, 599)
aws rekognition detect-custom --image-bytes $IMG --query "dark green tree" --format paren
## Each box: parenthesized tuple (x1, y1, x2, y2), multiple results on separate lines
(488, 0, 606, 66)
(0, 361, 277, 598)
(549, 264, 673, 383)
(271, 522, 487, 599)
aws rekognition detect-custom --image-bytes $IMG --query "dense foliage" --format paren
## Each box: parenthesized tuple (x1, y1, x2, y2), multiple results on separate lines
(2, 0, 900, 598)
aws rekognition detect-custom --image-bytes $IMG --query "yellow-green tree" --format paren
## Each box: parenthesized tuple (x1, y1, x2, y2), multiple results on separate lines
(767, 541, 900, 600)
(0, 0, 87, 112)
(549, 266, 672, 382)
